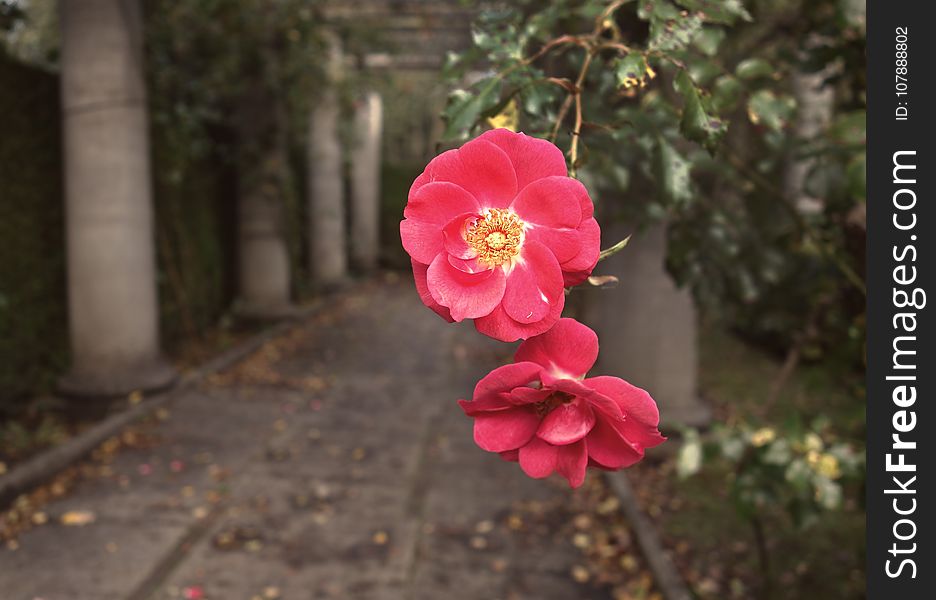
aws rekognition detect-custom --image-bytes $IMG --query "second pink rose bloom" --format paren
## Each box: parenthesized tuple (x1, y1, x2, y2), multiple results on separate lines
(401, 129, 601, 342)
(458, 319, 666, 488)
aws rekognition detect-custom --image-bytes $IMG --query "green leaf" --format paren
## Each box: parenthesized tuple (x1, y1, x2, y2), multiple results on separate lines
(441, 77, 503, 140)
(747, 89, 796, 132)
(673, 0, 753, 24)
(522, 80, 559, 116)
(846, 152, 867, 202)
(692, 26, 726, 56)
(735, 57, 775, 80)
(649, 10, 704, 52)
(598, 236, 632, 261)
(711, 74, 743, 113)
(688, 59, 722, 87)
(638, 0, 681, 21)
(615, 53, 650, 89)
(674, 70, 726, 154)
(657, 138, 693, 205)
(829, 110, 866, 146)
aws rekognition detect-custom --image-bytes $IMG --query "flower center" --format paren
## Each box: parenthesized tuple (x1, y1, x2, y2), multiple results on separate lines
(535, 391, 575, 417)
(466, 208, 524, 267)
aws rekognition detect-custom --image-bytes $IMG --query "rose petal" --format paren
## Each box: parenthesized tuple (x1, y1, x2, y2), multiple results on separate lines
(473, 362, 544, 402)
(442, 213, 479, 260)
(514, 318, 599, 379)
(556, 439, 588, 488)
(537, 397, 596, 445)
(474, 290, 565, 342)
(560, 217, 601, 273)
(473, 407, 540, 452)
(509, 387, 551, 405)
(526, 227, 582, 264)
(585, 376, 660, 427)
(408, 170, 432, 197)
(585, 376, 666, 450)
(411, 259, 453, 322)
(458, 395, 513, 416)
(419, 139, 518, 209)
(447, 254, 489, 274)
(585, 390, 625, 421)
(562, 269, 592, 288)
(518, 436, 558, 478)
(404, 181, 480, 224)
(502, 241, 564, 324)
(539, 377, 623, 421)
(509, 176, 585, 230)
(478, 129, 568, 190)
(576, 186, 594, 220)
(400, 220, 444, 265)
(427, 253, 505, 321)
(587, 457, 617, 471)
(585, 418, 644, 469)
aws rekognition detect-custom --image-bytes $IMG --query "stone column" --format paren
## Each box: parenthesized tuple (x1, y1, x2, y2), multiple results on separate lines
(349, 91, 383, 272)
(58, 0, 176, 397)
(583, 222, 711, 429)
(784, 59, 835, 215)
(235, 85, 296, 319)
(236, 150, 295, 318)
(308, 34, 347, 287)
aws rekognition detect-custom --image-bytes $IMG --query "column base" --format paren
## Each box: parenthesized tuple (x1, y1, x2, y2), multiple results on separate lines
(660, 398, 713, 430)
(58, 357, 177, 399)
(310, 276, 353, 295)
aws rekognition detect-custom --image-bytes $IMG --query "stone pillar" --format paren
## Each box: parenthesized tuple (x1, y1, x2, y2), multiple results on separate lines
(349, 91, 383, 272)
(308, 34, 347, 287)
(235, 150, 295, 318)
(584, 222, 711, 429)
(58, 0, 176, 397)
(784, 60, 835, 215)
(232, 34, 295, 319)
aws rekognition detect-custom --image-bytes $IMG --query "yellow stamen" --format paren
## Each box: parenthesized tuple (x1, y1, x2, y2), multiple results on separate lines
(466, 208, 524, 267)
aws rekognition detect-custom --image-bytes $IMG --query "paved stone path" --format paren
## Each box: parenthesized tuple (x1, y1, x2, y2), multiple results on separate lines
(1, 278, 612, 600)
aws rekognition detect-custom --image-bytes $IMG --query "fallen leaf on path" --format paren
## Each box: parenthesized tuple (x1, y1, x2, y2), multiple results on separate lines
(60, 510, 96, 526)
(572, 565, 590, 583)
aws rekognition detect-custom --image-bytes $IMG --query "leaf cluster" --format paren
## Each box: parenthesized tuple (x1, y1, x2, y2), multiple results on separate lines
(442, 0, 866, 368)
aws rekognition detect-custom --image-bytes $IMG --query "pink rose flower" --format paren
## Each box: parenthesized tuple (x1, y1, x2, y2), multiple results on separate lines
(401, 129, 600, 342)
(458, 318, 666, 488)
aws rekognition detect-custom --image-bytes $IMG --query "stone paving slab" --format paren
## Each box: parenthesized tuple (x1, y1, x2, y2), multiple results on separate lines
(0, 279, 611, 600)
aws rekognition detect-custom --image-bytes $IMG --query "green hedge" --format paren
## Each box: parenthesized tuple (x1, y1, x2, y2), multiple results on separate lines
(0, 53, 238, 410)
(0, 53, 67, 409)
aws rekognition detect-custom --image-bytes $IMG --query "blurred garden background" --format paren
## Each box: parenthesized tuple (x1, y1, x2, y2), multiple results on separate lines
(1, 1, 865, 599)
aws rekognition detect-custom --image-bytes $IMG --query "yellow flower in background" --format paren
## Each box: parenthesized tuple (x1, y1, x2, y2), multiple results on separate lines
(750, 427, 776, 447)
(487, 99, 519, 132)
(804, 432, 823, 451)
(816, 453, 842, 479)
(806, 449, 821, 466)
